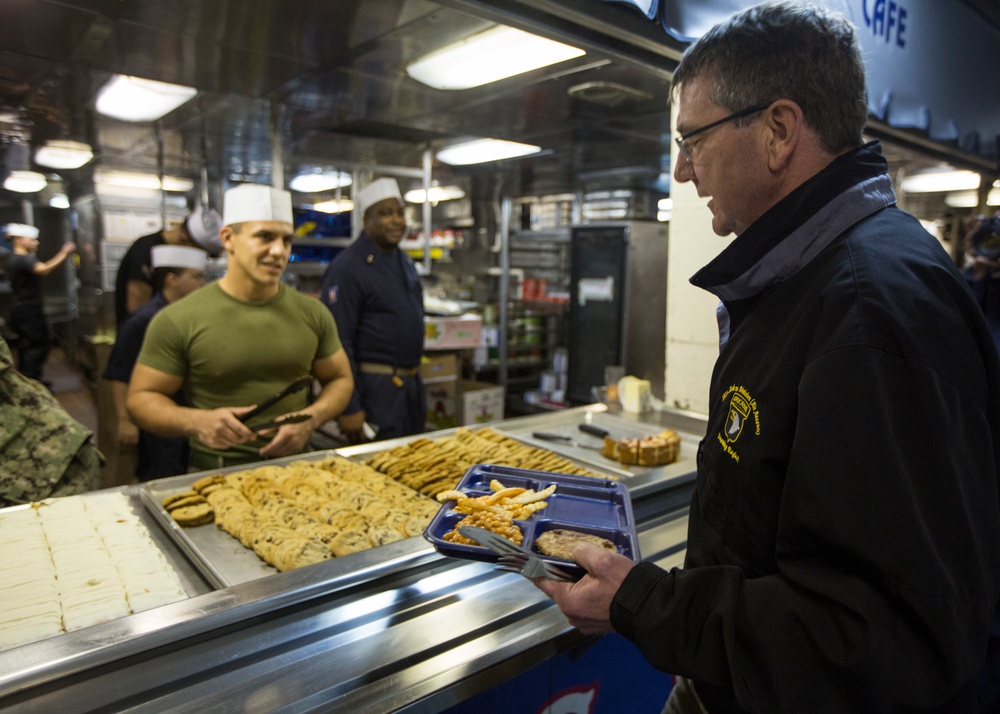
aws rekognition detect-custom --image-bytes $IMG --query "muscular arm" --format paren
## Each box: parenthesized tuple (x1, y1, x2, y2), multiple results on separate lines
(127, 363, 257, 449)
(259, 347, 354, 458)
(109, 380, 139, 446)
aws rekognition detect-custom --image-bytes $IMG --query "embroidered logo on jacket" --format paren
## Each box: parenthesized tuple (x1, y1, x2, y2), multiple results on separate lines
(325, 286, 338, 304)
(717, 385, 761, 463)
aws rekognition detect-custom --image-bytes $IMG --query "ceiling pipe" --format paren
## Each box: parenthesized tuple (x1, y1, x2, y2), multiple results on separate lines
(270, 101, 284, 190)
(422, 147, 433, 275)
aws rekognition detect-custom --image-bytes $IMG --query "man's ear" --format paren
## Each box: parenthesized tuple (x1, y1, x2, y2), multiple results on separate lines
(219, 225, 236, 253)
(764, 99, 803, 171)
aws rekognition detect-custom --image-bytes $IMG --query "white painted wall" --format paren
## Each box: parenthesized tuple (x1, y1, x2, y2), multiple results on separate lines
(662, 102, 735, 415)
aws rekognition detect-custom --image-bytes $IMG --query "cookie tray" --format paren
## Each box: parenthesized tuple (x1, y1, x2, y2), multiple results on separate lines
(423, 464, 640, 579)
(139, 450, 344, 589)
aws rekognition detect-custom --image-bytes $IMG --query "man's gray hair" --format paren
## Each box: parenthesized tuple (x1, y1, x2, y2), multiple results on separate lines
(670, 1, 868, 154)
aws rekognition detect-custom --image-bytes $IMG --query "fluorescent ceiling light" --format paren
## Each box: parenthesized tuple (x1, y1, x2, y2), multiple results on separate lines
(312, 198, 354, 214)
(945, 188, 1000, 208)
(49, 193, 71, 209)
(4, 171, 47, 193)
(437, 138, 541, 165)
(95, 169, 194, 192)
(290, 171, 352, 193)
(657, 197, 673, 211)
(900, 170, 981, 193)
(406, 25, 585, 90)
(403, 186, 466, 203)
(96, 75, 197, 122)
(34, 140, 93, 169)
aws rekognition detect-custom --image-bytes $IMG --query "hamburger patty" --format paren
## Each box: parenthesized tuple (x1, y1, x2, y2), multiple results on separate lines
(534, 529, 616, 561)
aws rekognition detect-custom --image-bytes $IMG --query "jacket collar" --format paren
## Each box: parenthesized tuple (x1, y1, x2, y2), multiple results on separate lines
(691, 140, 896, 303)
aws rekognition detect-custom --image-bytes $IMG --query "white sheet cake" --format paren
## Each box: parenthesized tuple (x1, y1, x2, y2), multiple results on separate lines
(0, 492, 188, 651)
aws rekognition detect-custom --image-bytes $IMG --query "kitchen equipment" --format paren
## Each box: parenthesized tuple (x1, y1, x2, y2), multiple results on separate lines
(248, 413, 312, 432)
(567, 222, 668, 404)
(532, 432, 601, 451)
(578, 423, 610, 439)
(238, 377, 312, 424)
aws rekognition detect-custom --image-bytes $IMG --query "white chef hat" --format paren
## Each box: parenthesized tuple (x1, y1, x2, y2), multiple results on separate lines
(151, 245, 207, 270)
(357, 178, 403, 218)
(5, 223, 39, 239)
(223, 183, 293, 226)
(185, 204, 223, 255)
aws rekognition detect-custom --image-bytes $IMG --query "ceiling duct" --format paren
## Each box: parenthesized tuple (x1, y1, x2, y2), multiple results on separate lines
(567, 81, 653, 107)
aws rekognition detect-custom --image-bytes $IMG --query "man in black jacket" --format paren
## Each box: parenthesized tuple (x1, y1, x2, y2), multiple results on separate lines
(536, 3, 1000, 712)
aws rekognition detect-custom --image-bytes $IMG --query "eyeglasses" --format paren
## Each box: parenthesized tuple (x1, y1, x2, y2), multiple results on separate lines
(674, 103, 769, 162)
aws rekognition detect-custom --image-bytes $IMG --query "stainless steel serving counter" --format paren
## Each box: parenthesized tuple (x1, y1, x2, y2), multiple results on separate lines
(0, 405, 704, 713)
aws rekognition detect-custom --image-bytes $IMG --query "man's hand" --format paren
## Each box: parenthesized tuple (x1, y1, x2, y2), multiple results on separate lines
(533, 544, 637, 635)
(258, 414, 315, 459)
(338, 410, 369, 444)
(189, 405, 258, 450)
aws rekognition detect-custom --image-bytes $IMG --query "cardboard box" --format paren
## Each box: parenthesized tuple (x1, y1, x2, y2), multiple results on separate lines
(419, 352, 458, 383)
(459, 379, 505, 425)
(425, 314, 483, 350)
(425, 379, 458, 431)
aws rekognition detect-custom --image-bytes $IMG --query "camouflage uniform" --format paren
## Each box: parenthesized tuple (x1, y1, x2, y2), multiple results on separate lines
(0, 337, 102, 507)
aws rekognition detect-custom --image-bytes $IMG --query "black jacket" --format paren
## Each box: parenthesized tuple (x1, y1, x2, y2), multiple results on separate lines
(610, 143, 1000, 713)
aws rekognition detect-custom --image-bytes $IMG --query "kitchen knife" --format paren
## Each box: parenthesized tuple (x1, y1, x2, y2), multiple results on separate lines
(532, 432, 601, 451)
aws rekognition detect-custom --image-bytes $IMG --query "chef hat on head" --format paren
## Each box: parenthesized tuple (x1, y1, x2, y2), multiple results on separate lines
(6, 223, 39, 239)
(223, 183, 293, 227)
(151, 245, 207, 271)
(357, 178, 403, 218)
(185, 204, 223, 256)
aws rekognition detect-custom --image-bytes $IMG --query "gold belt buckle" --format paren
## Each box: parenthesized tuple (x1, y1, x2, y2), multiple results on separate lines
(392, 372, 404, 387)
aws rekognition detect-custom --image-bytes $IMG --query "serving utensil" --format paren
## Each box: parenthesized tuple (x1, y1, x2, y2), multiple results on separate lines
(531, 432, 601, 451)
(458, 526, 577, 582)
(239, 377, 312, 424)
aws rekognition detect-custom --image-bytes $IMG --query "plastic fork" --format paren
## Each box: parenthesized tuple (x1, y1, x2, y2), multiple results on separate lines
(459, 526, 577, 582)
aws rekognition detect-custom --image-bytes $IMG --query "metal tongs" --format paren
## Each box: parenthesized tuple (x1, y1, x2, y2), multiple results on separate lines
(459, 526, 577, 582)
(239, 376, 312, 427)
(532, 432, 601, 451)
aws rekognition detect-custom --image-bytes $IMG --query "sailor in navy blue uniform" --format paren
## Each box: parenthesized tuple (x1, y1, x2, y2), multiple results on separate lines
(103, 244, 206, 479)
(320, 178, 426, 443)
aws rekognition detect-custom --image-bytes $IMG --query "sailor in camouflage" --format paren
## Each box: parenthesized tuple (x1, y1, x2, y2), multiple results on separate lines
(0, 336, 101, 506)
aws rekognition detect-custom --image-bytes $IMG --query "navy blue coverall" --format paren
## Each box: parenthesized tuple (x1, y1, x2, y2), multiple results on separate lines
(320, 232, 426, 440)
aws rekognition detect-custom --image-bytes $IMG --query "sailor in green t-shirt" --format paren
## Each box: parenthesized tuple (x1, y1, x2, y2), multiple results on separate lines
(128, 184, 354, 470)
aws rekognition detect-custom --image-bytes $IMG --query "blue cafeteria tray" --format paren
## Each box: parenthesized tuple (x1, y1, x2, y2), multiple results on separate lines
(424, 464, 639, 576)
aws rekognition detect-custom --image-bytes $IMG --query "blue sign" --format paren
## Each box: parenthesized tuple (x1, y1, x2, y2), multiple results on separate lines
(600, 0, 1000, 161)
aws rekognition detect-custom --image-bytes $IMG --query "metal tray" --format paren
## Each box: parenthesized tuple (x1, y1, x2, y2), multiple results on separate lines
(140, 450, 344, 588)
(494, 409, 701, 477)
(337, 422, 630, 479)
(424, 464, 639, 579)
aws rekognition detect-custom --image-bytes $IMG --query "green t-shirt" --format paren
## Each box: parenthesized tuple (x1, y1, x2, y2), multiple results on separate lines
(138, 283, 342, 461)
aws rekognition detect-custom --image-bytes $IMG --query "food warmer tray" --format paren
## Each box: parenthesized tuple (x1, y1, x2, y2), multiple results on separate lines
(139, 449, 343, 588)
(493, 407, 703, 478)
